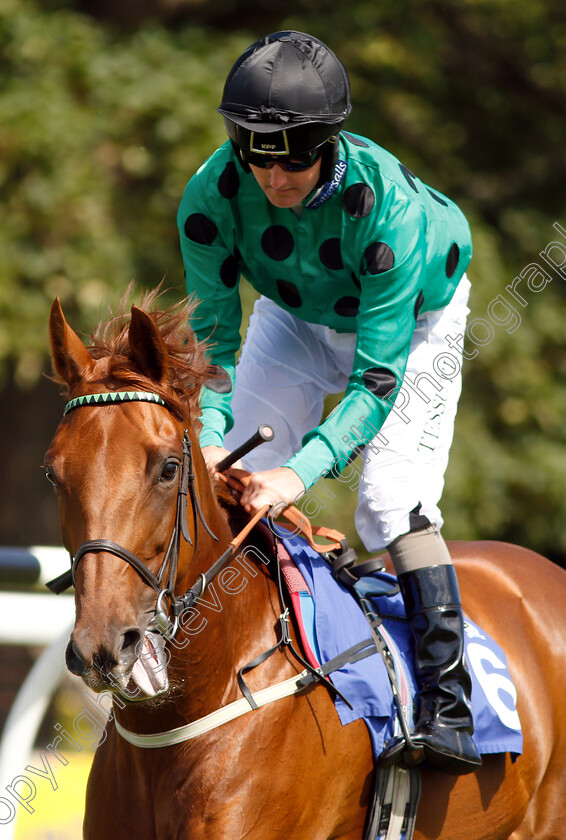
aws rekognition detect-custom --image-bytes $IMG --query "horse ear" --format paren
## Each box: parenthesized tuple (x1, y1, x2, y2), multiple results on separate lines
(49, 298, 95, 386)
(129, 305, 170, 385)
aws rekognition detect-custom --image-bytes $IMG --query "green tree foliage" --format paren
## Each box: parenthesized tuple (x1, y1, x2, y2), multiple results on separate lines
(0, 0, 250, 384)
(2, 0, 566, 562)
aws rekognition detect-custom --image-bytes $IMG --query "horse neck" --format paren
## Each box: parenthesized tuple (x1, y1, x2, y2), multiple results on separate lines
(172, 525, 280, 718)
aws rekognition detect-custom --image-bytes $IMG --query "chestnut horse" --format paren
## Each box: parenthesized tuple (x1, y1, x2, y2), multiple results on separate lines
(44, 292, 566, 839)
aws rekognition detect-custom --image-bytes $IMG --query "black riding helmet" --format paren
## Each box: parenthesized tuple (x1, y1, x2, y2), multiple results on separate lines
(218, 31, 351, 184)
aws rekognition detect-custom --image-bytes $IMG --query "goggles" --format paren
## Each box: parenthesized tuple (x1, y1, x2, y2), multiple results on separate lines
(242, 147, 322, 172)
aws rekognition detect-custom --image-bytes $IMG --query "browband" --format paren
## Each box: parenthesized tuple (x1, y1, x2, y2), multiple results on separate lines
(63, 391, 167, 416)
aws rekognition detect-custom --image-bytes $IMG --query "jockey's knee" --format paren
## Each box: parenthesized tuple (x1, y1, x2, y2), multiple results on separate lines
(387, 521, 452, 577)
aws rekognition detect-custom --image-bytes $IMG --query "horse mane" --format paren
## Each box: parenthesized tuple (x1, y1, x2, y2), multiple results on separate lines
(87, 286, 213, 420)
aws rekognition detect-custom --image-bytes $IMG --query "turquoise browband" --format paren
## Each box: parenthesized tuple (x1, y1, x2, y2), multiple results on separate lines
(63, 391, 167, 416)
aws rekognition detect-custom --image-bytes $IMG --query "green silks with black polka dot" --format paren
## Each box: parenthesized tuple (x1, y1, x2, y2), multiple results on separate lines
(177, 132, 471, 487)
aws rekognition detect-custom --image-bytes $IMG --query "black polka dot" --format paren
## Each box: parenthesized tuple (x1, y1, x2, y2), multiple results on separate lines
(184, 213, 217, 245)
(399, 164, 419, 193)
(261, 226, 294, 261)
(319, 238, 343, 270)
(342, 132, 370, 148)
(343, 183, 375, 218)
(220, 254, 239, 288)
(351, 271, 361, 290)
(218, 162, 240, 199)
(334, 296, 360, 317)
(277, 280, 302, 308)
(427, 188, 448, 207)
(362, 367, 397, 398)
(205, 365, 232, 394)
(446, 243, 460, 277)
(414, 290, 424, 318)
(365, 242, 395, 274)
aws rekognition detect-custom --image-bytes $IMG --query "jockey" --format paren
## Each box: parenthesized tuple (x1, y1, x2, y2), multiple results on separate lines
(177, 30, 482, 776)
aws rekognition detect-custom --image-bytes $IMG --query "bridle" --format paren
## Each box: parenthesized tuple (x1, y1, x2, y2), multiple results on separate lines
(47, 391, 221, 638)
(47, 390, 346, 643)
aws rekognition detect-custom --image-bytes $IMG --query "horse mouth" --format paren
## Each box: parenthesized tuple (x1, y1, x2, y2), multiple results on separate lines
(72, 628, 170, 701)
(123, 629, 169, 701)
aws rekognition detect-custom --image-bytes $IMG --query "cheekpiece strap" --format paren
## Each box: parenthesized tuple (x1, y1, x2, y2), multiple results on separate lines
(63, 391, 167, 416)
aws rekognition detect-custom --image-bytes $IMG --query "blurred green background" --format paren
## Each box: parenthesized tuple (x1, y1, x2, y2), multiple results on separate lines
(1, 0, 566, 565)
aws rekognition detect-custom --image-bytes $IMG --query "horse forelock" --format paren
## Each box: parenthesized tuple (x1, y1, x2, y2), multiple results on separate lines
(80, 289, 212, 420)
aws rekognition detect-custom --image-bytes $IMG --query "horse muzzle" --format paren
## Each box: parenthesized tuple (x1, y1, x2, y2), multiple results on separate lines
(66, 626, 170, 700)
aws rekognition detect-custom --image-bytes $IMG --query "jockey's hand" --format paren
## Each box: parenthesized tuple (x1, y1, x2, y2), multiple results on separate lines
(240, 467, 305, 515)
(201, 445, 242, 481)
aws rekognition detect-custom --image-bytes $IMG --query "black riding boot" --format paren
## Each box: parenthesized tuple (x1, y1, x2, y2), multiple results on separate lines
(379, 564, 482, 775)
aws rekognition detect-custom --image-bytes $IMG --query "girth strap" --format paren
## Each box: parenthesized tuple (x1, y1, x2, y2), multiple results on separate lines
(237, 609, 292, 709)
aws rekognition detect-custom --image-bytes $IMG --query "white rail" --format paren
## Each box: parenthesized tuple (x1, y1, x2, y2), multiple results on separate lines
(0, 547, 75, 838)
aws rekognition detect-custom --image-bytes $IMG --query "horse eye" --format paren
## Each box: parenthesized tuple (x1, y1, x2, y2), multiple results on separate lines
(44, 466, 57, 486)
(160, 460, 179, 482)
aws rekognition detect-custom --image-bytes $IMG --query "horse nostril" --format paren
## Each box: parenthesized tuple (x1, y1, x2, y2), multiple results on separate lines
(66, 639, 87, 676)
(121, 627, 143, 658)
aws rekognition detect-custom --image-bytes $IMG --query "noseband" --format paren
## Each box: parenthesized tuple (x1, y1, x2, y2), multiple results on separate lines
(47, 391, 218, 637)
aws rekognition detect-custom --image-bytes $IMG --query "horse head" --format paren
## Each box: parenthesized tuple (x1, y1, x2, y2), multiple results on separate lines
(44, 293, 231, 700)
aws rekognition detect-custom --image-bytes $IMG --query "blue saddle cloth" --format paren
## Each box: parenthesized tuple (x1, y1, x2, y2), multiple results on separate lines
(279, 531, 523, 761)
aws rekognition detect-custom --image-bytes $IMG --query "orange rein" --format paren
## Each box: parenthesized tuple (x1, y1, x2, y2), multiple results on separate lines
(217, 468, 346, 554)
